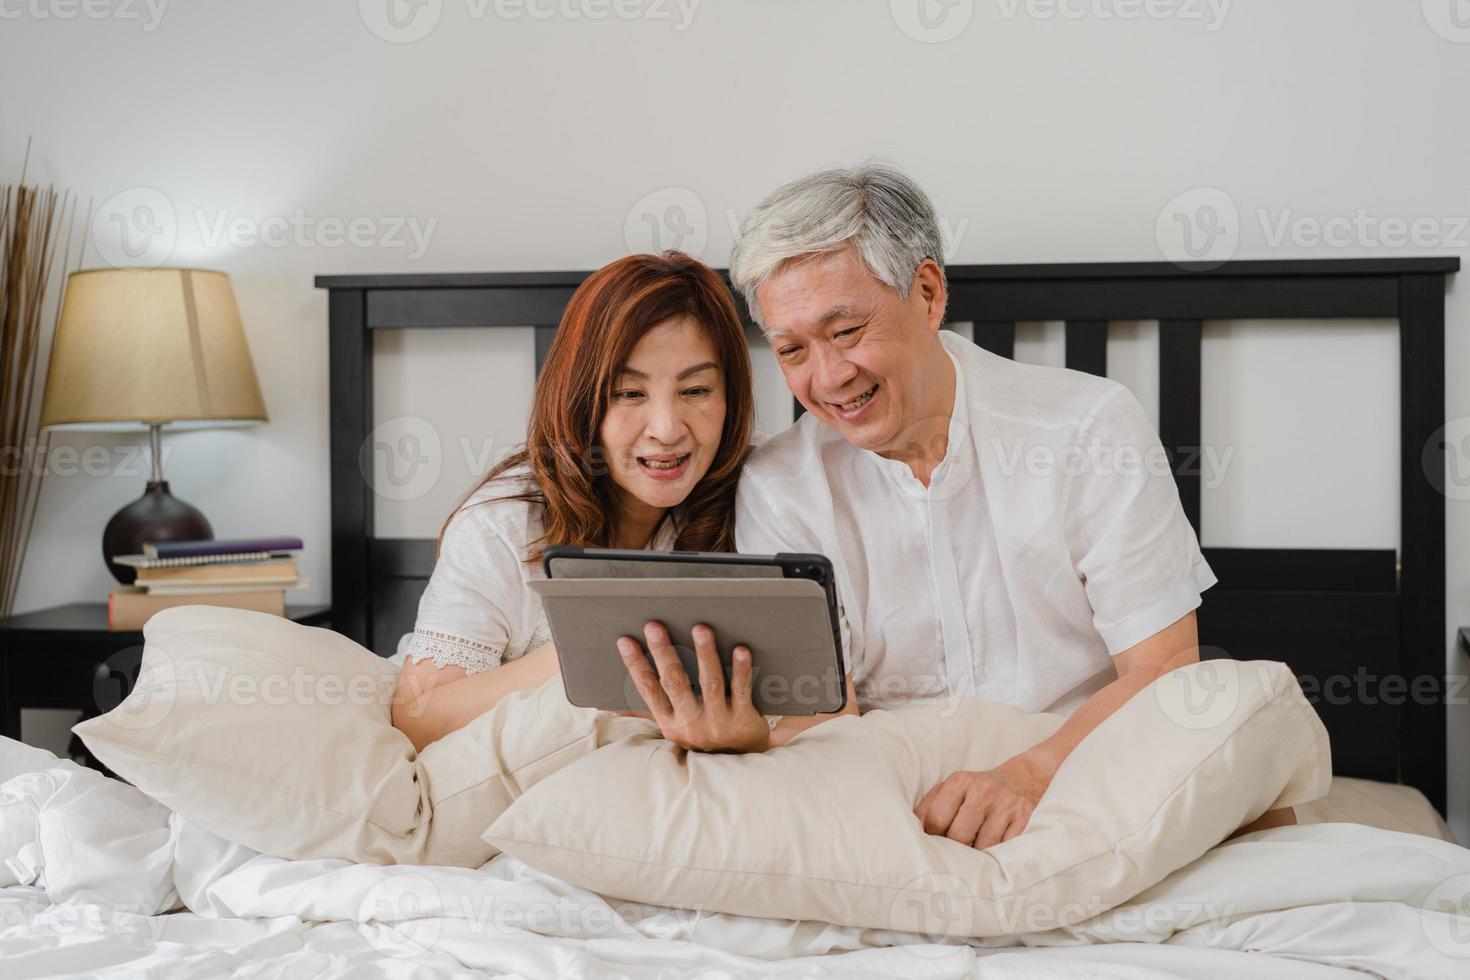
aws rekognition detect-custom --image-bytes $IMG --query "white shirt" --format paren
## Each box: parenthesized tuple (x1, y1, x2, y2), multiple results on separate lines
(734, 330, 1217, 716)
(403, 465, 678, 675)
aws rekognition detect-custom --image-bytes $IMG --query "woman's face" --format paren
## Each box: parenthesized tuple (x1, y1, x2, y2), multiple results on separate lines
(599, 315, 726, 518)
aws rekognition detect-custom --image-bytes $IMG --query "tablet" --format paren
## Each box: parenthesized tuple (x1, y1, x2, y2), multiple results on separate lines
(528, 548, 846, 716)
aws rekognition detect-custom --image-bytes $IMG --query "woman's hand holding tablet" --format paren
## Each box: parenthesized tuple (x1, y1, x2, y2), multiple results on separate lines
(527, 546, 852, 752)
(614, 621, 771, 753)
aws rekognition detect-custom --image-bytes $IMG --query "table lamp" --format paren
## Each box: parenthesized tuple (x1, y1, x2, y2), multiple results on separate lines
(39, 268, 269, 584)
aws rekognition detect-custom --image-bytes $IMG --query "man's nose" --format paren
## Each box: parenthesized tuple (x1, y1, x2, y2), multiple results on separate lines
(812, 346, 858, 394)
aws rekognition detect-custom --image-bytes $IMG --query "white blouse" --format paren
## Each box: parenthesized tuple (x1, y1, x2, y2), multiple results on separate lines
(402, 465, 679, 675)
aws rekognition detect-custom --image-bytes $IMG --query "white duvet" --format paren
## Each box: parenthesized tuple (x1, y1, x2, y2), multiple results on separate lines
(1, 736, 1466, 979)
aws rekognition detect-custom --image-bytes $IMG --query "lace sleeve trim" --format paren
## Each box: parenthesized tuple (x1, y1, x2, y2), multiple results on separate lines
(402, 629, 505, 675)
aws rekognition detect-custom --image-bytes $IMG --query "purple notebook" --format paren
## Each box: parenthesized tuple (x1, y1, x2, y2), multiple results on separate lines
(143, 536, 304, 559)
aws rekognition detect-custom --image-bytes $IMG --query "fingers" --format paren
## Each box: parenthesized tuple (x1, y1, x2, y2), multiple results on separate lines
(916, 775, 966, 837)
(729, 646, 754, 709)
(943, 791, 987, 848)
(643, 621, 697, 716)
(618, 636, 672, 717)
(1000, 808, 1031, 843)
(973, 804, 1013, 850)
(690, 624, 727, 710)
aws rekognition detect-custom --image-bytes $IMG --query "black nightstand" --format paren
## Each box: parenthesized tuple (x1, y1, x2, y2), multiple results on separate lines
(0, 603, 332, 770)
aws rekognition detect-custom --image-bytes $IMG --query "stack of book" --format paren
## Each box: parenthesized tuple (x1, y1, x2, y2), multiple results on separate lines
(108, 536, 309, 630)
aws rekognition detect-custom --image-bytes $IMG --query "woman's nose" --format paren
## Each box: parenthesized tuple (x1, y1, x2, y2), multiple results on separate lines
(644, 398, 688, 444)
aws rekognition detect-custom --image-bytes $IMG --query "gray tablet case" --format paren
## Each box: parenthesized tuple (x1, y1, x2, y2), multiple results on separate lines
(526, 577, 844, 715)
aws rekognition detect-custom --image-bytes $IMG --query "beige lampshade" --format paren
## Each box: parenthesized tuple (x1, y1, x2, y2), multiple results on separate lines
(40, 268, 268, 430)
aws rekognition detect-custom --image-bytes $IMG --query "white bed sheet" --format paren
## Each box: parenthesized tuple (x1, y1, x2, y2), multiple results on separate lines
(1, 736, 1466, 979)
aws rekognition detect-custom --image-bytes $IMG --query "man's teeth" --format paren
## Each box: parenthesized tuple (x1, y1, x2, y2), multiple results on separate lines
(840, 386, 877, 411)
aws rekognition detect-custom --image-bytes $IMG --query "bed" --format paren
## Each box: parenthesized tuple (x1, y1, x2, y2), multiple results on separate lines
(0, 256, 1462, 979)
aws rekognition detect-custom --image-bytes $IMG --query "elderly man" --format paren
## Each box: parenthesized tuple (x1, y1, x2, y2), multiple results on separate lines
(622, 163, 1287, 849)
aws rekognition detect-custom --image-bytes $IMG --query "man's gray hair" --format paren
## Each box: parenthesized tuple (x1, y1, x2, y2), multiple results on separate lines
(728, 162, 946, 328)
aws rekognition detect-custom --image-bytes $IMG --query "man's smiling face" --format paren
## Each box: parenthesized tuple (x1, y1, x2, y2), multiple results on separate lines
(756, 246, 947, 454)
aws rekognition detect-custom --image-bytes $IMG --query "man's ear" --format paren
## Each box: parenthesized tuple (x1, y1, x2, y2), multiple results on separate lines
(912, 258, 948, 334)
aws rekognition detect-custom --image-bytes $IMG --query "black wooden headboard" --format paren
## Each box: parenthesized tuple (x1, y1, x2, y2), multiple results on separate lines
(317, 257, 1458, 812)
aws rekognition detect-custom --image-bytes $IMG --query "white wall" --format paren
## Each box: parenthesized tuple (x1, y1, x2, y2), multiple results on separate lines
(3, 0, 1466, 839)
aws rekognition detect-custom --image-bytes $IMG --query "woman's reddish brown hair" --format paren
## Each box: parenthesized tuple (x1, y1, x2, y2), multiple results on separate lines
(435, 251, 754, 563)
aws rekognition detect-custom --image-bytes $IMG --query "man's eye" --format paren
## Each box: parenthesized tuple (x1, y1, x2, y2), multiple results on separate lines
(836, 325, 862, 339)
(778, 347, 801, 358)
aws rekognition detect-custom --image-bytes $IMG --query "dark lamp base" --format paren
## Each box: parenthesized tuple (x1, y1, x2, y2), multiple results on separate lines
(101, 481, 213, 584)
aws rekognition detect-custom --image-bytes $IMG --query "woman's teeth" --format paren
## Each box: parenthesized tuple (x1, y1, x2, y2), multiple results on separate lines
(840, 385, 878, 411)
(640, 455, 688, 470)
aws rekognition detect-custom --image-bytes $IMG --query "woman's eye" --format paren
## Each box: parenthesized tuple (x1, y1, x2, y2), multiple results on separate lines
(612, 390, 644, 401)
(682, 386, 712, 398)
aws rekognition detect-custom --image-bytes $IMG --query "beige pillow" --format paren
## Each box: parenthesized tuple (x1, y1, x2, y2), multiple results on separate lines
(1295, 776, 1456, 842)
(73, 605, 656, 867)
(485, 659, 1330, 937)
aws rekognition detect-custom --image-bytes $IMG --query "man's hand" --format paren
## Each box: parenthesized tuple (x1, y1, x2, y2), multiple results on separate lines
(617, 621, 771, 754)
(914, 752, 1051, 849)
